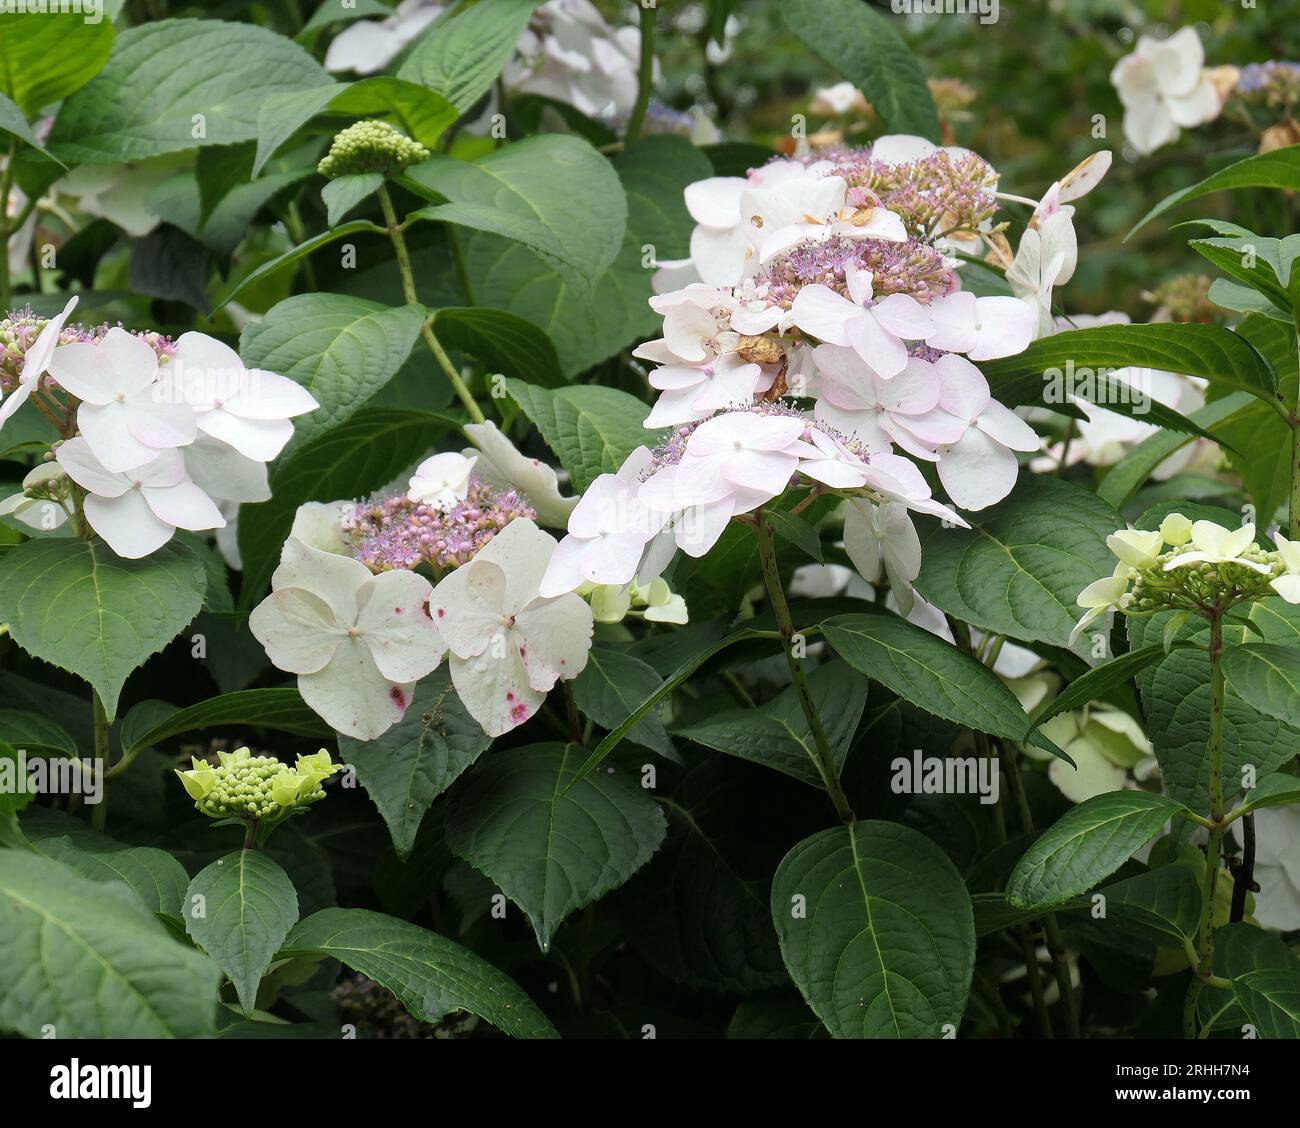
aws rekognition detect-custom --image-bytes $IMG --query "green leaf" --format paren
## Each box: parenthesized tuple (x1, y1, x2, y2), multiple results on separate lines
(121, 689, 332, 759)
(432, 306, 565, 389)
(916, 475, 1120, 656)
(0, 90, 57, 162)
(1026, 644, 1194, 740)
(1223, 643, 1300, 731)
(239, 293, 426, 456)
(1128, 145, 1300, 238)
(404, 134, 626, 302)
(37, 836, 190, 917)
(822, 612, 1038, 747)
(185, 851, 299, 1016)
(1233, 968, 1300, 1038)
(1237, 772, 1300, 815)
(571, 646, 671, 755)
(567, 628, 769, 787)
(280, 907, 559, 1038)
(322, 171, 384, 226)
(1006, 791, 1190, 909)
(237, 407, 459, 608)
(215, 219, 386, 309)
(398, 0, 539, 112)
(1185, 224, 1300, 314)
(337, 669, 489, 860)
(771, 822, 974, 1038)
(1197, 923, 1298, 1030)
(0, 851, 220, 1038)
(0, 12, 114, 119)
(767, 508, 823, 563)
(1098, 865, 1203, 948)
(0, 538, 204, 722)
(445, 743, 667, 951)
(507, 378, 660, 492)
(678, 661, 867, 788)
(982, 322, 1280, 423)
(253, 77, 459, 175)
(48, 19, 330, 164)
(782, 0, 939, 141)
(0, 709, 76, 757)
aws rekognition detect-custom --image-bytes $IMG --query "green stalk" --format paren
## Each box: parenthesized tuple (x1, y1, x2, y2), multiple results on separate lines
(91, 689, 109, 833)
(1184, 611, 1227, 1036)
(754, 512, 855, 823)
(377, 184, 485, 423)
(1290, 416, 1300, 539)
(623, 2, 657, 145)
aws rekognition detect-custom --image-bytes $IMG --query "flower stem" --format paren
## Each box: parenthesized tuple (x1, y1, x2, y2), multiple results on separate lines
(91, 689, 109, 834)
(376, 183, 485, 423)
(1290, 416, 1300, 539)
(623, 2, 657, 145)
(1184, 610, 1227, 1036)
(753, 511, 855, 823)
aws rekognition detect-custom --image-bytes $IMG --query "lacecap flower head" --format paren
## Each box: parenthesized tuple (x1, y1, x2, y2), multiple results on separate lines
(176, 747, 341, 824)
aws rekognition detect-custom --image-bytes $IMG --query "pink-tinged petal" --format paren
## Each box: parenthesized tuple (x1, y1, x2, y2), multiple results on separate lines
(935, 353, 991, 421)
(100, 327, 163, 396)
(847, 313, 907, 379)
(143, 479, 225, 531)
(537, 533, 591, 598)
(675, 498, 734, 557)
(466, 518, 556, 616)
(631, 337, 679, 365)
(48, 341, 114, 404)
(690, 224, 749, 287)
(977, 400, 1040, 452)
(171, 330, 242, 381)
(648, 364, 706, 391)
(815, 399, 891, 451)
(249, 588, 345, 674)
(429, 558, 508, 659)
(811, 344, 877, 410)
(730, 304, 783, 334)
(450, 645, 544, 738)
(125, 389, 197, 449)
(688, 411, 804, 455)
(790, 285, 858, 346)
(720, 448, 798, 496)
(870, 134, 938, 165)
(83, 490, 174, 558)
(639, 459, 732, 511)
(514, 594, 594, 691)
(967, 297, 1036, 360)
(879, 357, 941, 414)
(355, 569, 446, 682)
(878, 416, 941, 461)
(662, 303, 714, 363)
(684, 177, 747, 227)
(273, 537, 370, 622)
(869, 293, 933, 341)
(18, 296, 77, 388)
(55, 436, 131, 497)
(937, 427, 1020, 510)
(224, 369, 319, 420)
(843, 500, 883, 583)
(196, 410, 293, 462)
(298, 636, 411, 740)
(925, 291, 978, 354)
(581, 530, 653, 586)
(863, 451, 934, 498)
(78, 402, 163, 473)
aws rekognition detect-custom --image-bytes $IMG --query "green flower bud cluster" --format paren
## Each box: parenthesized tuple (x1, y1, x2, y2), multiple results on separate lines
(176, 747, 340, 823)
(317, 120, 430, 179)
(579, 576, 688, 625)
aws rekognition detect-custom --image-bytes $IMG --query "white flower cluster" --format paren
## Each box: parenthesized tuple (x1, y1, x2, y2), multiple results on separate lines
(539, 135, 1111, 610)
(1111, 27, 1228, 155)
(326, 0, 649, 121)
(0, 297, 318, 558)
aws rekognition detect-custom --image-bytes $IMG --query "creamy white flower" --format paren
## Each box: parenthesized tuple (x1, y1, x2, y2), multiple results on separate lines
(1069, 565, 1133, 646)
(1270, 533, 1300, 603)
(55, 162, 175, 238)
(1106, 528, 1164, 569)
(430, 519, 593, 738)
(790, 265, 933, 379)
(1111, 27, 1223, 156)
(0, 464, 70, 531)
(810, 82, 870, 116)
(250, 537, 444, 740)
(1251, 806, 1300, 931)
(49, 328, 195, 473)
(463, 419, 577, 527)
(409, 451, 477, 509)
(183, 434, 272, 504)
(167, 332, 319, 463)
(324, 0, 444, 74)
(539, 447, 666, 596)
(56, 437, 224, 559)
(0, 295, 77, 433)
(843, 498, 922, 615)
(1164, 520, 1267, 574)
(928, 290, 1037, 360)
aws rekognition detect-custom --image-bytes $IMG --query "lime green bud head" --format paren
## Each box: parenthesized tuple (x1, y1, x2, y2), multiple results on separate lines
(317, 120, 430, 179)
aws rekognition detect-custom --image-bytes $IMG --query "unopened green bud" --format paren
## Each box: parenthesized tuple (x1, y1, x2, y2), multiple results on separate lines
(317, 120, 430, 179)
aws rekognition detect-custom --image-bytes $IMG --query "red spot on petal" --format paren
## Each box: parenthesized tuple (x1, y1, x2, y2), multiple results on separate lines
(506, 692, 514, 701)
(436, 607, 446, 618)
(390, 686, 406, 709)
(394, 607, 402, 614)
(510, 703, 529, 722)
